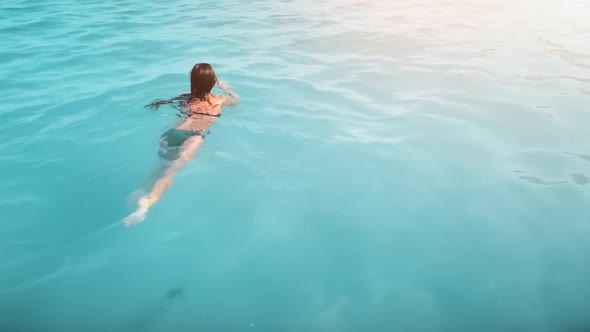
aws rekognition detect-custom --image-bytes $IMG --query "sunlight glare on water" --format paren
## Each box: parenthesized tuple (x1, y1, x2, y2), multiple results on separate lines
(0, 0, 589, 331)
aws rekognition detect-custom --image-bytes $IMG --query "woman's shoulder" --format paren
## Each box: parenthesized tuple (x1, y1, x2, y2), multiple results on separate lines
(186, 95, 226, 111)
(209, 95, 227, 105)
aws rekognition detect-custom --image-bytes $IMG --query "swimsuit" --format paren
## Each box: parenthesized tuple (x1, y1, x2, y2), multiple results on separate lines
(189, 112, 221, 117)
(159, 128, 209, 161)
(157, 103, 222, 161)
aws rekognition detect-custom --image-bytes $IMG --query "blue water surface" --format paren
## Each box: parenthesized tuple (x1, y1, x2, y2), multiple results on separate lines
(1, 0, 590, 331)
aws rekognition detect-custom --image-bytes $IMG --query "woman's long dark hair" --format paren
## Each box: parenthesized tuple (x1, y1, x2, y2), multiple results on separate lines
(145, 63, 217, 111)
(190, 63, 217, 101)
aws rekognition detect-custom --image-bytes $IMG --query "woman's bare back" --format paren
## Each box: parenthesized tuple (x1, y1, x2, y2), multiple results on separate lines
(176, 95, 225, 131)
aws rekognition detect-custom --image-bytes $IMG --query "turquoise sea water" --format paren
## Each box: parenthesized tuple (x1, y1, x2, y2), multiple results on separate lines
(1, 0, 590, 331)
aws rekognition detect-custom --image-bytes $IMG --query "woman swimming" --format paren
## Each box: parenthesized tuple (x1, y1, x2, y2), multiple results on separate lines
(124, 63, 239, 225)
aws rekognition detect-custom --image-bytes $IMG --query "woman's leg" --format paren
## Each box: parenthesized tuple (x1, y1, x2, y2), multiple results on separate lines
(124, 136, 203, 226)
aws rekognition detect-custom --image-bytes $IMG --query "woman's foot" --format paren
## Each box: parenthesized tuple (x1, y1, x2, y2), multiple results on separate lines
(123, 209, 147, 226)
(123, 197, 152, 226)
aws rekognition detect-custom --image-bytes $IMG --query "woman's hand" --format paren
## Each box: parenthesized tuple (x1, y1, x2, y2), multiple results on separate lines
(218, 81, 229, 90)
(217, 81, 239, 105)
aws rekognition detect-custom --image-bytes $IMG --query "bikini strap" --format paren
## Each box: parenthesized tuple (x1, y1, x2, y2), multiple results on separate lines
(190, 112, 221, 117)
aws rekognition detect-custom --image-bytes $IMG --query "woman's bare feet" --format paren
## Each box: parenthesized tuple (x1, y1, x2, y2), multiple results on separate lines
(123, 197, 152, 226)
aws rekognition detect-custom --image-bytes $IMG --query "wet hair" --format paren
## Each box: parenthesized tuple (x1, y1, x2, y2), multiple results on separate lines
(190, 63, 217, 101)
(144, 62, 217, 111)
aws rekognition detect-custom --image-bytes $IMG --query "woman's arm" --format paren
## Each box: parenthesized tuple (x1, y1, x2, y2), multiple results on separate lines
(218, 81, 239, 105)
(144, 93, 191, 110)
(123, 136, 203, 226)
